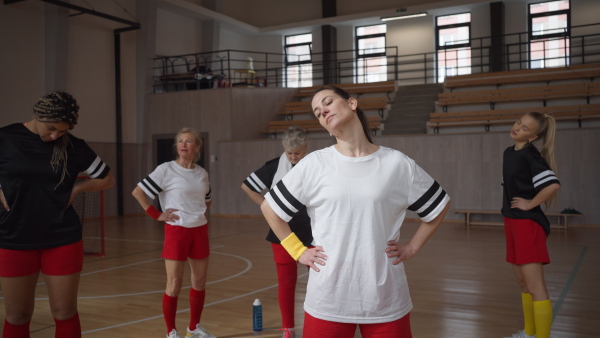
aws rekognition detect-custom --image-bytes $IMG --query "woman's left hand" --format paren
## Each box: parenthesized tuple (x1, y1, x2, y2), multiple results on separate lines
(385, 240, 417, 265)
(511, 197, 532, 211)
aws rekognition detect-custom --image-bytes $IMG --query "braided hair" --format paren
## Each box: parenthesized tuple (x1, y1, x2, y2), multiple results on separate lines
(33, 91, 80, 187)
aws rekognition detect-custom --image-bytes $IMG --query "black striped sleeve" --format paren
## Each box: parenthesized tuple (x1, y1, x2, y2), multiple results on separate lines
(264, 180, 304, 222)
(532, 169, 560, 191)
(138, 176, 163, 199)
(243, 172, 267, 193)
(205, 186, 212, 201)
(84, 156, 110, 179)
(408, 180, 450, 222)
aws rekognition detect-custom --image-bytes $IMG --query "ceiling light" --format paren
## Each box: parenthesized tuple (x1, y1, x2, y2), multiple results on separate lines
(381, 12, 427, 21)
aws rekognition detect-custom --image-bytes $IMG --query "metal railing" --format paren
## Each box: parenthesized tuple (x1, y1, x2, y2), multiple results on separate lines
(152, 23, 600, 93)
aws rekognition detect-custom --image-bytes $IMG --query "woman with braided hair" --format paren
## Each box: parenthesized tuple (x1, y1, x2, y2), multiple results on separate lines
(0, 91, 114, 338)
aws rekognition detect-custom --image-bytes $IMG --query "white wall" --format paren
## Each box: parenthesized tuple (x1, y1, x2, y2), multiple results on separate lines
(0, 1, 138, 144)
(219, 0, 321, 28)
(0, 2, 45, 127)
(156, 8, 203, 56)
(387, 16, 436, 56)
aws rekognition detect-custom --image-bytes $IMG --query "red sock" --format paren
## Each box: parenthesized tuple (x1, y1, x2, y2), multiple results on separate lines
(2, 319, 31, 338)
(163, 293, 178, 333)
(189, 288, 206, 331)
(276, 262, 298, 328)
(54, 312, 81, 338)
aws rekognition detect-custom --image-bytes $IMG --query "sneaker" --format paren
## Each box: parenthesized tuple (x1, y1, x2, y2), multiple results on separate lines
(503, 331, 536, 338)
(186, 324, 216, 338)
(280, 328, 295, 338)
(167, 329, 181, 338)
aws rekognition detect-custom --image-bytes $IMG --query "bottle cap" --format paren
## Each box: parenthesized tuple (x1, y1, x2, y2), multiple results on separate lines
(253, 298, 261, 306)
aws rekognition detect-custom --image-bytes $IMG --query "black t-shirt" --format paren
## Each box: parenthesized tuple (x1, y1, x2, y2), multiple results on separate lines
(501, 144, 560, 235)
(0, 123, 110, 249)
(243, 156, 313, 246)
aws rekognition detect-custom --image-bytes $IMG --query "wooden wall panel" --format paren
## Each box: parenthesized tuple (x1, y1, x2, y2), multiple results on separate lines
(230, 87, 297, 140)
(216, 129, 600, 225)
(87, 142, 147, 217)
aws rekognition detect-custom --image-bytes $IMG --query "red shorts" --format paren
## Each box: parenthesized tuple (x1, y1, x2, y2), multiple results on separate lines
(504, 217, 550, 265)
(303, 312, 412, 338)
(0, 241, 84, 277)
(162, 224, 210, 261)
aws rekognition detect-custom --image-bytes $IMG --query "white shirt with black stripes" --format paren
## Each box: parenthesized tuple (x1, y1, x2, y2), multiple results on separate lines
(265, 145, 450, 324)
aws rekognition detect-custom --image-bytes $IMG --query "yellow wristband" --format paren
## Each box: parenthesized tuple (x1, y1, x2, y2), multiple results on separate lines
(280, 232, 308, 261)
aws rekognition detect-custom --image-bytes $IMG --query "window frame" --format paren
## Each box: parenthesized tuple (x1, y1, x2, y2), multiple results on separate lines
(284, 33, 313, 88)
(528, 0, 571, 41)
(528, 0, 571, 68)
(355, 24, 387, 83)
(435, 12, 472, 83)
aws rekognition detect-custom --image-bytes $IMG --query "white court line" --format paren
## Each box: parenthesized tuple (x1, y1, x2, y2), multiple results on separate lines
(24, 251, 252, 300)
(82, 271, 309, 334)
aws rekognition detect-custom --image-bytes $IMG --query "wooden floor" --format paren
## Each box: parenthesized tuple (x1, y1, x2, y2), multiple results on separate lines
(1, 215, 599, 338)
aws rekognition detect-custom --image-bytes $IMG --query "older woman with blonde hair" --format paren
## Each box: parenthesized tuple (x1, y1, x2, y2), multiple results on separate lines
(133, 127, 215, 338)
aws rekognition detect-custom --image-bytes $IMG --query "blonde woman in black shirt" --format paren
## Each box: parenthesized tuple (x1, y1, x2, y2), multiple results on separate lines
(501, 112, 560, 338)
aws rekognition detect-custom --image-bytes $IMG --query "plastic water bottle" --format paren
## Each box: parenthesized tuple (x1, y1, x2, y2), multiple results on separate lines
(253, 298, 263, 331)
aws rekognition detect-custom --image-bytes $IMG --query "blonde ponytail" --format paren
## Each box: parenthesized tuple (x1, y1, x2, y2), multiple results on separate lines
(527, 112, 558, 209)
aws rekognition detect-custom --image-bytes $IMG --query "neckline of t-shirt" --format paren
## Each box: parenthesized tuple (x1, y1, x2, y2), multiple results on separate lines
(330, 144, 382, 162)
(172, 160, 197, 171)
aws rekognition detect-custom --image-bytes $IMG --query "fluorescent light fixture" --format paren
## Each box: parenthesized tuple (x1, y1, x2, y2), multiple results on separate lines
(381, 12, 427, 21)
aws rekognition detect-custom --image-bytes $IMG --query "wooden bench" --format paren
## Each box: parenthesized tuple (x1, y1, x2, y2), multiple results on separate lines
(278, 96, 390, 119)
(454, 209, 581, 230)
(263, 116, 382, 138)
(427, 104, 600, 132)
(436, 82, 600, 110)
(294, 81, 398, 100)
(444, 63, 600, 89)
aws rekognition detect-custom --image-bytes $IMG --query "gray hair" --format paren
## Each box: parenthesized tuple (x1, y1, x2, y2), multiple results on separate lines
(282, 126, 307, 150)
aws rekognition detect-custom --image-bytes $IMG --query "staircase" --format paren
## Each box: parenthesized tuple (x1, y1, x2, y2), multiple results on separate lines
(382, 84, 443, 135)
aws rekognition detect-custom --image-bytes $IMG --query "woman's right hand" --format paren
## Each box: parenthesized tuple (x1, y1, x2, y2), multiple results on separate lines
(158, 209, 180, 223)
(0, 189, 9, 211)
(299, 246, 327, 272)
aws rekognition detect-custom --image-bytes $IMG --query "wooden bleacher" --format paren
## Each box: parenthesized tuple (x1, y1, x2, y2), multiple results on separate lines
(436, 82, 600, 109)
(427, 104, 600, 132)
(444, 62, 600, 89)
(278, 96, 389, 120)
(429, 64, 600, 133)
(264, 116, 381, 137)
(264, 81, 398, 138)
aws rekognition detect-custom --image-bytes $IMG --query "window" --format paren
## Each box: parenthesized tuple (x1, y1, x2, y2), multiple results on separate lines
(285, 33, 312, 88)
(356, 24, 387, 83)
(529, 0, 570, 68)
(436, 13, 471, 83)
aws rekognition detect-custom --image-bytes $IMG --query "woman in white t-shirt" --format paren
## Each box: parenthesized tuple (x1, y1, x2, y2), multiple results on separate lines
(132, 128, 215, 338)
(260, 87, 450, 338)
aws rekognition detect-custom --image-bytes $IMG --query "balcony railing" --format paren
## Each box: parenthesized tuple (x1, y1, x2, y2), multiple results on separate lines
(152, 22, 600, 93)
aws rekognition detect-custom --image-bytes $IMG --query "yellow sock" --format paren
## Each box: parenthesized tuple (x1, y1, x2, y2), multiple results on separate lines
(533, 299, 553, 338)
(522, 293, 535, 336)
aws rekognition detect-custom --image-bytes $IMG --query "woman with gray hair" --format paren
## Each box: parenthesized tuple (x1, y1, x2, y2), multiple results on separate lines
(241, 126, 313, 338)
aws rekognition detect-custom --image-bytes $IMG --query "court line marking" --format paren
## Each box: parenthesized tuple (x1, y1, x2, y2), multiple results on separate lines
(553, 245, 587, 320)
(82, 271, 309, 334)
(25, 251, 252, 300)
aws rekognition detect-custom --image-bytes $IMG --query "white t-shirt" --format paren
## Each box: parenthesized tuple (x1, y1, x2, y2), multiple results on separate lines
(265, 146, 450, 324)
(138, 161, 212, 228)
